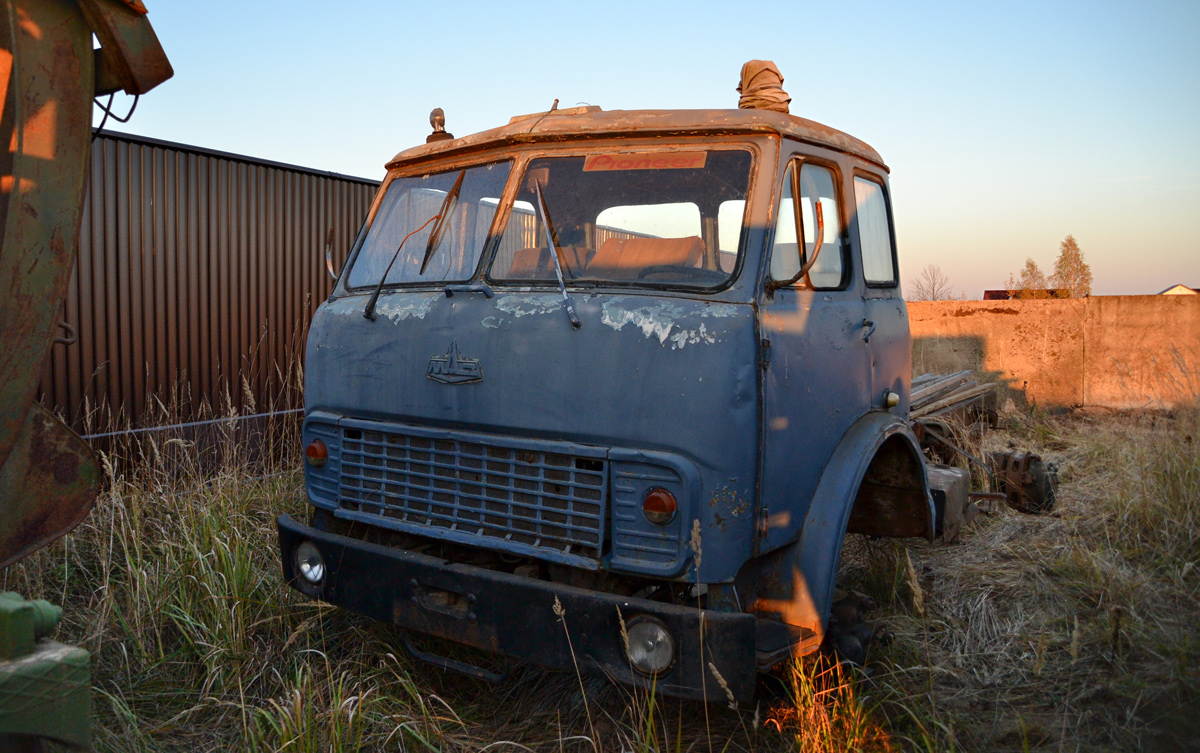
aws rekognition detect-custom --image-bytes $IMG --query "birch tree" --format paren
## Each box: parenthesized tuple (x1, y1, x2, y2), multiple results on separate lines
(1050, 235, 1092, 298)
(1006, 258, 1051, 299)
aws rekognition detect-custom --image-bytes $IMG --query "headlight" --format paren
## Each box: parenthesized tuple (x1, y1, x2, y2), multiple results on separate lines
(625, 617, 675, 674)
(294, 540, 326, 586)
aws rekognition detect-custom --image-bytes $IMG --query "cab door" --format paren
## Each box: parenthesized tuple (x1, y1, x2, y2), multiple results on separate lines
(852, 173, 910, 411)
(756, 155, 870, 554)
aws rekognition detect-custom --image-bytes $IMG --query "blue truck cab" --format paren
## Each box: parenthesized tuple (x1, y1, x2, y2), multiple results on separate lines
(277, 106, 934, 702)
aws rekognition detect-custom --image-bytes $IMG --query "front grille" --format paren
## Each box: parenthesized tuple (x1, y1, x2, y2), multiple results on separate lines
(338, 426, 607, 560)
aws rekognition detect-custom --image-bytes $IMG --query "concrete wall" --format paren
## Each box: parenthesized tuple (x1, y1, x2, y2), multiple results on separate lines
(909, 296, 1200, 410)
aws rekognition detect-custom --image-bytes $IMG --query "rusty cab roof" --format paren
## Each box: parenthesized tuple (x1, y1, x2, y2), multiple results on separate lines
(387, 107, 887, 172)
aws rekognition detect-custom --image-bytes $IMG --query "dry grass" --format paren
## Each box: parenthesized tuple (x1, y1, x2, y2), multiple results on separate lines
(842, 405, 1200, 752)
(3, 400, 1196, 751)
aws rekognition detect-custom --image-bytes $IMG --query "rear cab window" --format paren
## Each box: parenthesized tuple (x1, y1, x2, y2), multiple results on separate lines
(853, 175, 897, 286)
(489, 149, 755, 288)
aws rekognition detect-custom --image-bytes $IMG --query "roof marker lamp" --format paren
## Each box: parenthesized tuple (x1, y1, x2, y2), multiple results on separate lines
(305, 439, 328, 468)
(642, 488, 677, 525)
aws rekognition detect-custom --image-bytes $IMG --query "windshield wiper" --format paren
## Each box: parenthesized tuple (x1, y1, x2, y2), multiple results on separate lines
(533, 180, 581, 330)
(419, 170, 465, 275)
(363, 170, 465, 321)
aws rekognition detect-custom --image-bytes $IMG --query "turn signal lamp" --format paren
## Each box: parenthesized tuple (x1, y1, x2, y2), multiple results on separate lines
(642, 488, 677, 525)
(304, 439, 328, 468)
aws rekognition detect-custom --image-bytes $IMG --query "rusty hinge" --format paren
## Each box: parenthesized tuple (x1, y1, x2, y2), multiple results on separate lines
(759, 338, 772, 371)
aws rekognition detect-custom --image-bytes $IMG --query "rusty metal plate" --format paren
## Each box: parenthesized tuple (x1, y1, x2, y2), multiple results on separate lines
(79, 0, 173, 96)
(1, 0, 170, 569)
(0, 402, 99, 569)
(0, 0, 95, 474)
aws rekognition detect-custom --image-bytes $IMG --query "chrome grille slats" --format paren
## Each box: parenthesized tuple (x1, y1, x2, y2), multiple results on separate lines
(337, 426, 607, 562)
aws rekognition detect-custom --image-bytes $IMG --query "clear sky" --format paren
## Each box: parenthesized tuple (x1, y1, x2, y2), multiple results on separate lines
(112, 0, 1199, 297)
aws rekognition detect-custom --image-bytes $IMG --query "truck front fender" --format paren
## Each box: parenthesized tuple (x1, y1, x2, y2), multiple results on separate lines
(738, 411, 933, 645)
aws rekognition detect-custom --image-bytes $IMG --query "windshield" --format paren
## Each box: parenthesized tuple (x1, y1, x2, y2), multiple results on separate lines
(346, 161, 511, 288)
(490, 150, 753, 287)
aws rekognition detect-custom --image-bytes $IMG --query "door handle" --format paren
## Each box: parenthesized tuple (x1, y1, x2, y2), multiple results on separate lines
(861, 319, 876, 343)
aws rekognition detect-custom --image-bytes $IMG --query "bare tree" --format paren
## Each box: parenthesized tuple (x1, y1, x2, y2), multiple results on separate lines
(908, 264, 956, 301)
(1005, 257, 1052, 299)
(1050, 234, 1092, 298)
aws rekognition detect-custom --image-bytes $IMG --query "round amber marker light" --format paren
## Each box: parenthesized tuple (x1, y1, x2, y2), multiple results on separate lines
(642, 488, 677, 525)
(305, 439, 328, 468)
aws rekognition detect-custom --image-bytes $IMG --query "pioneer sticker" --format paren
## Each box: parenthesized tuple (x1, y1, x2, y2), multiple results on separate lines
(582, 152, 707, 171)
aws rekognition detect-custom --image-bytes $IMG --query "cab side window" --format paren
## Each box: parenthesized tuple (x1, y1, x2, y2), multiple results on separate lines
(769, 162, 845, 289)
(853, 176, 897, 286)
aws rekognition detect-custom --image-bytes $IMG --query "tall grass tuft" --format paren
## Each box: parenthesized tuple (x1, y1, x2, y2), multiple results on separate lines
(767, 656, 894, 752)
(0, 386, 447, 751)
(1103, 406, 1200, 573)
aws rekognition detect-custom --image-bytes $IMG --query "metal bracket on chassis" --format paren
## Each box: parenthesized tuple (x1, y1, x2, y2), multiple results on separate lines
(397, 629, 509, 684)
(823, 590, 891, 667)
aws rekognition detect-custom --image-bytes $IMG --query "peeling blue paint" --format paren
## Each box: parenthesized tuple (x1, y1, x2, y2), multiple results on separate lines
(495, 295, 564, 318)
(600, 298, 737, 349)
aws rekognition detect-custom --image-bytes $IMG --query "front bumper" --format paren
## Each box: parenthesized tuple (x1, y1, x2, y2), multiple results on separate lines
(278, 514, 756, 702)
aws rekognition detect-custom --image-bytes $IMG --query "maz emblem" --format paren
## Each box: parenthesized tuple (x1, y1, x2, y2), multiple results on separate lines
(427, 341, 482, 384)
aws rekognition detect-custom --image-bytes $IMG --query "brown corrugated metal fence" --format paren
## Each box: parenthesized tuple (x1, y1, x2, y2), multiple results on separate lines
(38, 131, 379, 428)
